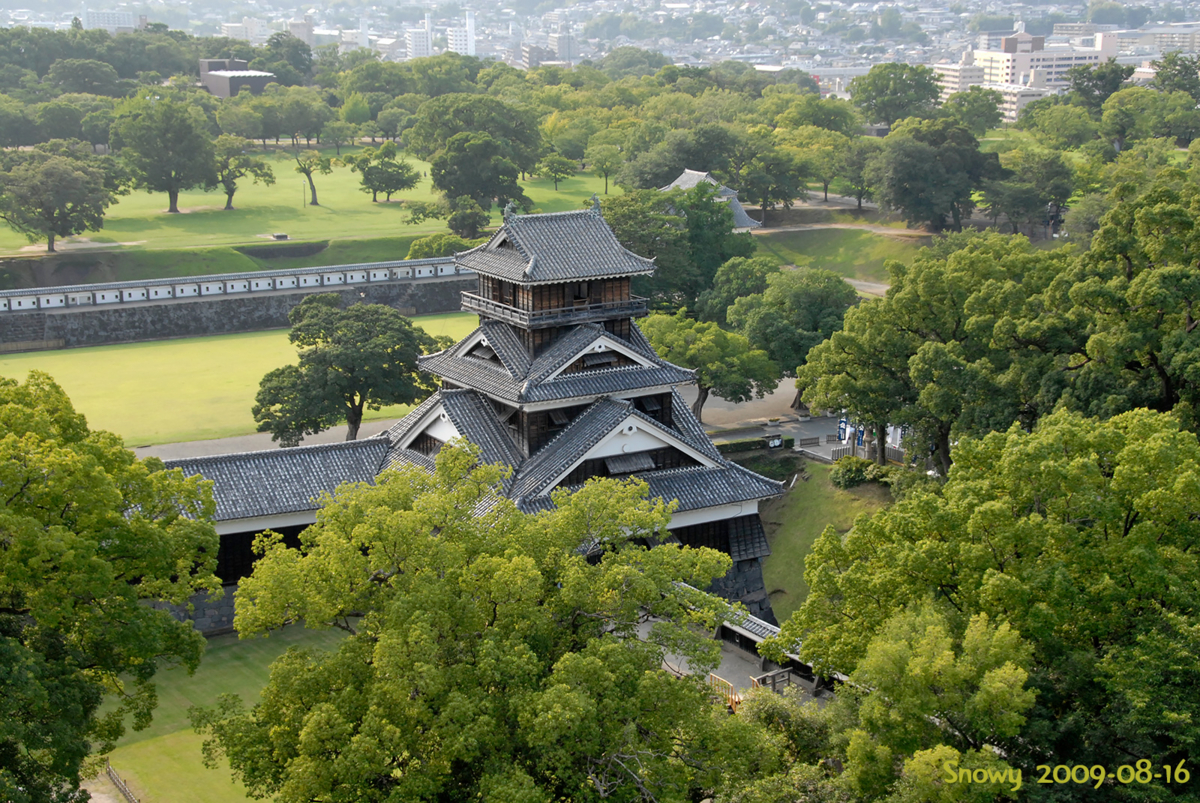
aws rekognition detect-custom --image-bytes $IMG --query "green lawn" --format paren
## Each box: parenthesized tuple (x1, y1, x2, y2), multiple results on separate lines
(0, 146, 610, 256)
(0, 311, 477, 446)
(755, 228, 928, 284)
(760, 463, 891, 623)
(106, 624, 347, 803)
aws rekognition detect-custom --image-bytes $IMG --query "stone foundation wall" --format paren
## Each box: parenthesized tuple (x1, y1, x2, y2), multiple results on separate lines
(709, 557, 776, 625)
(0, 277, 474, 348)
(152, 584, 239, 636)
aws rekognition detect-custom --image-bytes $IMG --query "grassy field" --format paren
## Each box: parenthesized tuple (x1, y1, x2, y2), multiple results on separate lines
(105, 624, 347, 803)
(759, 462, 891, 623)
(0, 146, 610, 257)
(755, 228, 928, 284)
(0, 311, 476, 446)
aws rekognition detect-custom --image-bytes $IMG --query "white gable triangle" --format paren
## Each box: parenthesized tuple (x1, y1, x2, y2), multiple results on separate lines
(396, 403, 461, 449)
(547, 413, 719, 490)
(545, 334, 656, 381)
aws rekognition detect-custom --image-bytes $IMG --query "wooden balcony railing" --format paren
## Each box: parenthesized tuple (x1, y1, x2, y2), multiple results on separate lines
(460, 292, 648, 328)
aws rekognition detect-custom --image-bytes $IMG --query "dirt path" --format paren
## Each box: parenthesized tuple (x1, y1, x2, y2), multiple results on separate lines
(753, 222, 930, 238)
(846, 279, 890, 297)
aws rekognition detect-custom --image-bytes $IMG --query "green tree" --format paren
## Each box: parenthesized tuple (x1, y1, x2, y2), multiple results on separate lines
(848, 63, 940, 126)
(191, 444, 755, 803)
(342, 141, 419, 202)
(538, 152, 576, 190)
(408, 232, 475, 258)
(769, 408, 1200, 789)
(406, 94, 541, 174)
(586, 142, 622, 194)
(867, 118, 999, 230)
(111, 93, 218, 213)
(696, 255, 780, 324)
(727, 268, 858, 374)
(642, 309, 780, 421)
(446, 196, 489, 238)
(33, 101, 84, 141)
(252, 295, 442, 445)
(1022, 103, 1097, 150)
(798, 231, 1077, 472)
(339, 92, 371, 125)
(774, 93, 861, 136)
(430, 131, 530, 211)
(1066, 57, 1135, 115)
(0, 141, 127, 251)
(292, 149, 333, 206)
(46, 58, 121, 96)
(1150, 50, 1200, 103)
(833, 136, 882, 209)
(213, 135, 274, 211)
(319, 120, 356, 156)
(0, 372, 219, 803)
(216, 104, 263, 144)
(740, 146, 806, 224)
(776, 125, 847, 201)
(943, 86, 1003, 136)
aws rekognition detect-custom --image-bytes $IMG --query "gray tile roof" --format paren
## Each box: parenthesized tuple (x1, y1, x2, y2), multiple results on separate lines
(517, 464, 782, 515)
(478, 320, 532, 377)
(166, 439, 390, 522)
(659, 169, 761, 229)
(456, 207, 656, 285)
(382, 389, 521, 471)
(509, 398, 633, 497)
(440, 389, 523, 468)
(420, 324, 695, 405)
(729, 515, 771, 562)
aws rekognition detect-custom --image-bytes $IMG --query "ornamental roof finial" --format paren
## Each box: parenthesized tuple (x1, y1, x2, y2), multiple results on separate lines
(503, 200, 518, 221)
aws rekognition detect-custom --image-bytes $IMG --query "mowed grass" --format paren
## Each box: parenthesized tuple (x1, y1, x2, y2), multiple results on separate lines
(759, 463, 891, 623)
(0, 146, 611, 255)
(0, 311, 477, 446)
(755, 228, 928, 284)
(105, 625, 347, 803)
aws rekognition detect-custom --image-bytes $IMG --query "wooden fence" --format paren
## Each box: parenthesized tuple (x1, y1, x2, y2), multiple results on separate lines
(106, 760, 141, 803)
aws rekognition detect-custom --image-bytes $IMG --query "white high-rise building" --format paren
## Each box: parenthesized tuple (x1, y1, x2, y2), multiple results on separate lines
(81, 8, 135, 33)
(447, 11, 476, 56)
(288, 17, 315, 48)
(406, 14, 433, 60)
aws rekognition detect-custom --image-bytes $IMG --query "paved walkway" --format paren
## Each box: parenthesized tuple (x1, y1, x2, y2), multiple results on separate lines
(753, 222, 930, 238)
(135, 379, 825, 461)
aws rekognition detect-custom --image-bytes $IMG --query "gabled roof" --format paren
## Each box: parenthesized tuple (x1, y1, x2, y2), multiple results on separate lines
(455, 206, 656, 285)
(509, 398, 633, 498)
(166, 439, 390, 522)
(420, 324, 695, 406)
(384, 389, 521, 470)
(660, 169, 762, 229)
(661, 169, 738, 196)
(517, 463, 783, 515)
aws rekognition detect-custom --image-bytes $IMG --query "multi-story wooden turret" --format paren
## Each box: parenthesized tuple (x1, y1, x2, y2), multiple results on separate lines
(384, 202, 783, 621)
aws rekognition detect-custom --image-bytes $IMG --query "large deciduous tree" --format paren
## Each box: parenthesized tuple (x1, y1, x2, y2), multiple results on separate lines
(767, 408, 1200, 793)
(430, 131, 530, 211)
(727, 268, 858, 375)
(943, 85, 1003, 136)
(190, 445, 761, 803)
(406, 93, 541, 175)
(252, 294, 444, 445)
(292, 149, 333, 206)
(0, 139, 127, 251)
(696, 255, 780, 324)
(342, 141, 419, 203)
(642, 310, 780, 421)
(848, 63, 940, 126)
(213, 135, 274, 211)
(867, 118, 999, 231)
(0, 372, 219, 803)
(111, 93, 217, 213)
(1066, 57, 1135, 115)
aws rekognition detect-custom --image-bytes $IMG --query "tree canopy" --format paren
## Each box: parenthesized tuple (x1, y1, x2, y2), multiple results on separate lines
(767, 407, 1200, 795)
(191, 444, 764, 803)
(110, 92, 217, 213)
(0, 372, 219, 803)
(252, 295, 444, 445)
(641, 310, 779, 421)
(848, 63, 940, 126)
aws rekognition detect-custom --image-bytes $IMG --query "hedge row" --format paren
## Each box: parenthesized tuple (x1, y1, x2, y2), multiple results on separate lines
(715, 436, 795, 454)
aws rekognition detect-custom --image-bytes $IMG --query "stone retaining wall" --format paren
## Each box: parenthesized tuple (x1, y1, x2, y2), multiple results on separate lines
(0, 277, 473, 348)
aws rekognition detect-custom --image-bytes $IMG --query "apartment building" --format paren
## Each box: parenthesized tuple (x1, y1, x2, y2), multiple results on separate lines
(973, 31, 1118, 89)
